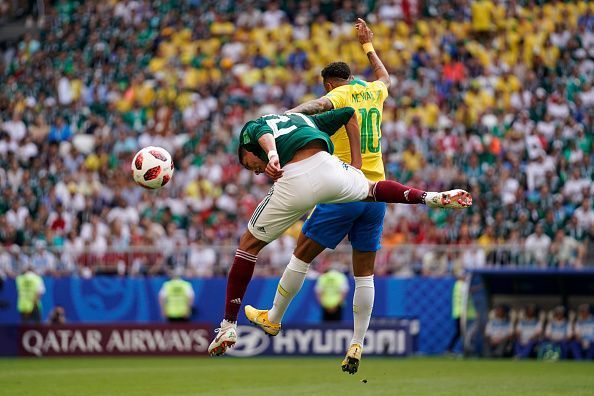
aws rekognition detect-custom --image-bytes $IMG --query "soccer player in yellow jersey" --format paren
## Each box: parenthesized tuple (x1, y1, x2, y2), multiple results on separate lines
(243, 19, 442, 374)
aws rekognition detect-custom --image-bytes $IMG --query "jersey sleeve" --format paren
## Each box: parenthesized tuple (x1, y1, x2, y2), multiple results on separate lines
(253, 125, 273, 140)
(240, 120, 272, 153)
(324, 85, 350, 109)
(370, 80, 389, 103)
(310, 107, 355, 136)
(241, 121, 273, 145)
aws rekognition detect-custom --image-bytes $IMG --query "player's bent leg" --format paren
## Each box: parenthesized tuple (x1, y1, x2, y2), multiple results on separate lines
(370, 180, 473, 209)
(208, 231, 267, 356)
(250, 202, 365, 334)
(239, 173, 317, 337)
(293, 232, 327, 264)
(352, 249, 376, 277)
(248, 234, 327, 333)
(267, 236, 325, 322)
(324, 159, 472, 209)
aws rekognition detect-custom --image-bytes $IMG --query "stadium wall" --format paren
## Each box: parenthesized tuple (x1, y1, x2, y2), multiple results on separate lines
(0, 276, 455, 355)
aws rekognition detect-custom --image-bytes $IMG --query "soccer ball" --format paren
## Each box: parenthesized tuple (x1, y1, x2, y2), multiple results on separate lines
(131, 146, 174, 189)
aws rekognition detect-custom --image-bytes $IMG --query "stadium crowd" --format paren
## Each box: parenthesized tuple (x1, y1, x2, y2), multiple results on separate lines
(1, 0, 594, 277)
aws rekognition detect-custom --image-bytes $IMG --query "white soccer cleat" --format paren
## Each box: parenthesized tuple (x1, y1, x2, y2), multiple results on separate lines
(426, 189, 473, 209)
(208, 321, 238, 356)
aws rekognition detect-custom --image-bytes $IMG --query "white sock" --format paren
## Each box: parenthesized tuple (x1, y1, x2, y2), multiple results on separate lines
(351, 275, 374, 347)
(268, 255, 310, 324)
(221, 319, 236, 329)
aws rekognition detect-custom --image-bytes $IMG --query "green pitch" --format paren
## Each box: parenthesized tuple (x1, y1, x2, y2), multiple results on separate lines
(1, 357, 593, 396)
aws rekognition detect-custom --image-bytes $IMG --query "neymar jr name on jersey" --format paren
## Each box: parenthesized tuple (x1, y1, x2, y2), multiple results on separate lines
(351, 90, 383, 103)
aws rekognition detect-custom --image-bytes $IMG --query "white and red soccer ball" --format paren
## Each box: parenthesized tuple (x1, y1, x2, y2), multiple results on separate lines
(131, 146, 174, 189)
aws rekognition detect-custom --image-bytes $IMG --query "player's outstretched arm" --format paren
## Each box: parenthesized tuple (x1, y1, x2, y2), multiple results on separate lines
(288, 97, 334, 115)
(258, 134, 283, 181)
(355, 18, 391, 88)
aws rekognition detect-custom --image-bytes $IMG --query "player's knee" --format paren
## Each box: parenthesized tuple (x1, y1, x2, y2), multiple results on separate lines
(238, 231, 267, 255)
(352, 250, 375, 276)
(353, 265, 374, 277)
(293, 234, 325, 263)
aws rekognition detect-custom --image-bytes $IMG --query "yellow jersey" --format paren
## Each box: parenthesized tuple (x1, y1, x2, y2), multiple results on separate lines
(324, 79, 388, 181)
(471, 0, 495, 32)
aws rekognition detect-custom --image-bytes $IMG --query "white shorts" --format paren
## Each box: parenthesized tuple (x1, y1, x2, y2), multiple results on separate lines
(248, 151, 369, 243)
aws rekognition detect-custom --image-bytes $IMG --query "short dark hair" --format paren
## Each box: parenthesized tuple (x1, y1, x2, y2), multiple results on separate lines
(321, 62, 351, 81)
(238, 121, 253, 166)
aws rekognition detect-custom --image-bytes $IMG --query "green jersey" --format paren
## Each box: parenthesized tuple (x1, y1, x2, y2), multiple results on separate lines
(239, 107, 356, 167)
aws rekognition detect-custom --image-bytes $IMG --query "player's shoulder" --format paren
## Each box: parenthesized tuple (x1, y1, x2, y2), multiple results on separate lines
(324, 84, 352, 107)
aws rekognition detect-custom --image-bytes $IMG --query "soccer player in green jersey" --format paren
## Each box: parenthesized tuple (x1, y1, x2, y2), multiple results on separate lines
(208, 107, 472, 356)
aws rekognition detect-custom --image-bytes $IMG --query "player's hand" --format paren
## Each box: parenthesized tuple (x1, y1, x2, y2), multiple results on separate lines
(265, 155, 283, 181)
(355, 18, 373, 45)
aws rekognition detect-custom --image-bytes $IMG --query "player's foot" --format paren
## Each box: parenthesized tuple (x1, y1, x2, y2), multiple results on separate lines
(244, 305, 281, 336)
(208, 321, 237, 356)
(341, 343, 362, 375)
(425, 189, 472, 209)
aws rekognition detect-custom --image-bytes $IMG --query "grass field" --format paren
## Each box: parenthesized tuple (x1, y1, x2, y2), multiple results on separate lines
(1, 357, 593, 396)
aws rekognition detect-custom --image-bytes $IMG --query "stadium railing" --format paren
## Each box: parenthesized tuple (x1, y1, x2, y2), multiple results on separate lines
(1, 243, 588, 277)
(0, 0, 44, 24)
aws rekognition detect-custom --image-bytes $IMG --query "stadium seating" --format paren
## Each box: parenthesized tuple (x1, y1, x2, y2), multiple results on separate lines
(0, 0, 593, 277)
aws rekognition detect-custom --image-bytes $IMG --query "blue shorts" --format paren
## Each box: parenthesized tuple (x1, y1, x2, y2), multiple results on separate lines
(302, 201, 387, 252)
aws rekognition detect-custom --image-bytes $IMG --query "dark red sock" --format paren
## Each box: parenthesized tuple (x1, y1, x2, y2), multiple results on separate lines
(224, 249, 257, 322)
(373, 180, 426, 204)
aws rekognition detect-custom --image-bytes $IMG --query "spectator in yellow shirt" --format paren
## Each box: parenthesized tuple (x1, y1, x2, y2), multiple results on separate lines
(472, 0, 496, 41)
(402, 142, 424, 173)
